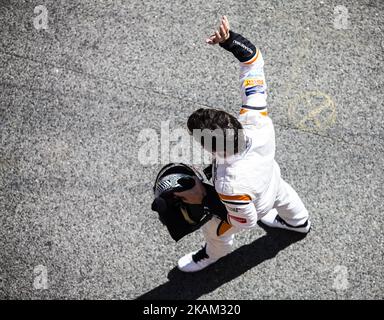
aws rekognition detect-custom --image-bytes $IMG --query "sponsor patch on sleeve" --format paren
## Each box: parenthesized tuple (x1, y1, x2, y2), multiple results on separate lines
(228, 214, 247, 224)
(244, 79, 264, 87)
(245, 86, 264, 96)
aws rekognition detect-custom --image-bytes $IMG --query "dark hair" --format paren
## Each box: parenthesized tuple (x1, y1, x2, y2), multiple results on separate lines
(187, 108, 245, 154)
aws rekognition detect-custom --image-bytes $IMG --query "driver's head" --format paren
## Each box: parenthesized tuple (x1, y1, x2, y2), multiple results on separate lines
(187, 108, 246, 157)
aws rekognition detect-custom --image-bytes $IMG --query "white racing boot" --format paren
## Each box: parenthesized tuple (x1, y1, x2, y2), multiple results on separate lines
(178, 245, 220, 272)
(260, 210, 311, 234)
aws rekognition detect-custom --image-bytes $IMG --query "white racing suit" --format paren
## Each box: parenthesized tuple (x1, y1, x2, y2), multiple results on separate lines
(203, 38, 309, 260)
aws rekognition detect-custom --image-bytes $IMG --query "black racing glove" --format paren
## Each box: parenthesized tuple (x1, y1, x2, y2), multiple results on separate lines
(219, 30, 257, 63)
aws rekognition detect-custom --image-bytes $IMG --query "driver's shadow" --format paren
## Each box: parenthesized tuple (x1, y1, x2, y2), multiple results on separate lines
(136, 223, 309, 300)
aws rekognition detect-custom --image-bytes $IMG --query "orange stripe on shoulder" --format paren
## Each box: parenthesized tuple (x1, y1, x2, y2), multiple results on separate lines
(218, 193, 252, 202)
(239, 108, 249, 115)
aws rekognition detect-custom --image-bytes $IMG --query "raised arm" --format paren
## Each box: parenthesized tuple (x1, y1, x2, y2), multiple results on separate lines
(207, 16, 268, 116)
(204, 17, 269, 229)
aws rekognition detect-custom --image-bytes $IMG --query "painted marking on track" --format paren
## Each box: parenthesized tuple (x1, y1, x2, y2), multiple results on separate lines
(287, 90, 337, 133)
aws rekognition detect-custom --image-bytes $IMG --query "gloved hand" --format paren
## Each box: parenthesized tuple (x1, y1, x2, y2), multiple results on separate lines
(174, 177, 207, 205)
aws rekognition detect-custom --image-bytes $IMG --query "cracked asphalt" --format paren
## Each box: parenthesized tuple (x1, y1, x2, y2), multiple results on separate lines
(0, 0, 383, 299)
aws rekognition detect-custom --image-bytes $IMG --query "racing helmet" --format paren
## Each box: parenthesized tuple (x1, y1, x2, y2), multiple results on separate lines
(151, 163, 212, 241)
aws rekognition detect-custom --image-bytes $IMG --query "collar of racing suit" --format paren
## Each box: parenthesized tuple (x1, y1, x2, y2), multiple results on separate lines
(214, 135, 252, 165)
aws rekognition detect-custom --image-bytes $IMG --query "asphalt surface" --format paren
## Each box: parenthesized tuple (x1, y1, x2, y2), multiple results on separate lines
(0, 0, 383, 299)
